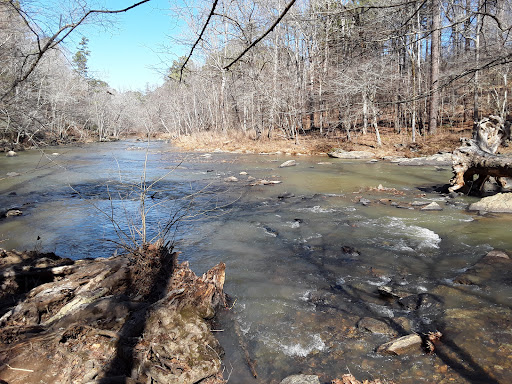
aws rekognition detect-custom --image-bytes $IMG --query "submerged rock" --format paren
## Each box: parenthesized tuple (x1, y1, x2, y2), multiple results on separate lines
(357, 317, 397, 336)
(250, 179, 282, 186)
(280, 374, 321, 384)
(454, 250, 511, 286)
(398, 293, 443, 311)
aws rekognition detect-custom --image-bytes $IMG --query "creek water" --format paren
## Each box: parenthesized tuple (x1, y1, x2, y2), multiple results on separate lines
(1, 141, 511, 384)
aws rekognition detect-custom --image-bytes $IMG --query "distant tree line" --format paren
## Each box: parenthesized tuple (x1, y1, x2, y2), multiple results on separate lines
(1, 0, 511, 148)
(0, 0, 148, 148)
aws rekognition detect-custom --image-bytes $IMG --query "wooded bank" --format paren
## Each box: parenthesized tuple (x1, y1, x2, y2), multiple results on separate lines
(1, 1, 512, 150)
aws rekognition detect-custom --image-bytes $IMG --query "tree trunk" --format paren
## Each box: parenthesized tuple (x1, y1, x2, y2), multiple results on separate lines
(450, 116, 512, 194)
(428, 0, 441, 134)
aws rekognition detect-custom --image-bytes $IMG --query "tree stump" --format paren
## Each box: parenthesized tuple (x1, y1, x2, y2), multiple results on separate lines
(449, 116, 512, 194)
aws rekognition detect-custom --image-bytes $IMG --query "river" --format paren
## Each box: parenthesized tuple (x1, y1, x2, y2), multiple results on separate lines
(1, 141, 511, 383)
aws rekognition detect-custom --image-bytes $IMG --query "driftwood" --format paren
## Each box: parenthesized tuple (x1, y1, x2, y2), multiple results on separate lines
(450, 115, 512, 194)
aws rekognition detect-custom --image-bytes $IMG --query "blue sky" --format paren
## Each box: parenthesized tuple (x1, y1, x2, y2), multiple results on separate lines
(71, 0, 189, 91)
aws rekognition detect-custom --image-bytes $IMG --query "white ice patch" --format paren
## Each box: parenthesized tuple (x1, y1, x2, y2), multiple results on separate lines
(281, 334, 326, 357)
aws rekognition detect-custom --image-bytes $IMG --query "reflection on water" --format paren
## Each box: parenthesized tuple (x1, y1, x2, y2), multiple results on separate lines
(1, 141, 512, 383)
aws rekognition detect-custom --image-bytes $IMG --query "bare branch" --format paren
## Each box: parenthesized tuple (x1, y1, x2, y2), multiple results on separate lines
(179, 0, 219, 82)
(1, 0, 152, 101)
(223, 0, 297, 71)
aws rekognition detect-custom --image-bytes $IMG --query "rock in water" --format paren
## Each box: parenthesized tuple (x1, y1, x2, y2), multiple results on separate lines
(420, 202, 443, 211)
(328, 149, 375, 159)
(280, 375, 321, 384)
(359, 198, 371, 206)
(5, 209, 22, 217)
(377, 334, 423, 355)
(468, 193, 512, 213)
(279, 160, 297, 168)
(357, 317, 397, 336)
(6, 150, 17, 157)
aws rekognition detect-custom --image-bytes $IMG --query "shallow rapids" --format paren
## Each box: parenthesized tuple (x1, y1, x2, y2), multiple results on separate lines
(1, 141, 511, 383)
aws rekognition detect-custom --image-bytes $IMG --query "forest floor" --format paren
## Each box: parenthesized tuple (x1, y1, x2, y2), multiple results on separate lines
(171, 125, 512, 158)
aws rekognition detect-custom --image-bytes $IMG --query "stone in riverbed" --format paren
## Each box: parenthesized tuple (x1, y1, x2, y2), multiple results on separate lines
(279, 160, 297, 168)
(359, 198, 371, 206)
(398, 293, 443, 311)
(454, 250, 511, 285)
(357, 317, 397, 336)
(5, 209, 22, 217)
(328, 149, 375, 159)
(468, 193, 512, 213)
(420, 202, 443, 211)
(224, 176, 238, 182)
(6, 150, 17, 157)
(377, 333, 423, 355)
(280, 375, 321, 384)
(411, 200, 430, 206)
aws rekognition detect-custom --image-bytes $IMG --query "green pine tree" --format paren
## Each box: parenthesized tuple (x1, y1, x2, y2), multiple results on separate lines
(72, 36, 90, 78)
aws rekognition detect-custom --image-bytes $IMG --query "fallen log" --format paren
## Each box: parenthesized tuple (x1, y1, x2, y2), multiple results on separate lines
(449, 116, 512, 194)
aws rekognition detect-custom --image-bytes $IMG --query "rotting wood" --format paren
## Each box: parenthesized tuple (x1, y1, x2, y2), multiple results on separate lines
(449, 115, 512, 194)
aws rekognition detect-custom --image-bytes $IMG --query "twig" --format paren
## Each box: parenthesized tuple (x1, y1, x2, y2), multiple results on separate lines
(179, 0, 219, 82)
(7, 364, 34, 372)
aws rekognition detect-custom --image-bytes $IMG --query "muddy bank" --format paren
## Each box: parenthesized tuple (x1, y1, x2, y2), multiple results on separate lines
(0, 247, 226, 384)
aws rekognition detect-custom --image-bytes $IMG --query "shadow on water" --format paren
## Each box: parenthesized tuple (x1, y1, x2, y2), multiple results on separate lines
(221, 193, 505, 383)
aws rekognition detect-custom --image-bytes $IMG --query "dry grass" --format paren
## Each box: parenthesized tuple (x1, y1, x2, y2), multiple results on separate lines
(167, 124, 490, 158)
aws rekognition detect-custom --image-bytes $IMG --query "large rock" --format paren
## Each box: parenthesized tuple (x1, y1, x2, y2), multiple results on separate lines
(280, 374, 321, 384)
(328, 149, 375, 159)
(468, 192, 512, 213)
(5, 150, 17, 157)
(377, 333, 423, 355)
(279, 160, 297, 168)
(420, 202, 443, 211)
(454, 250, 511, 286)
